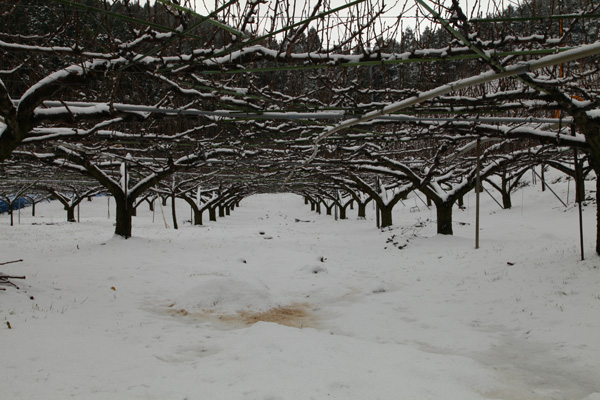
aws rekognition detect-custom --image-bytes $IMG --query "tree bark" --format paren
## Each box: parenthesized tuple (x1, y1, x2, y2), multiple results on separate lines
(501, 191, 512, 210)
(209, 206, 217, 221)
(325, 204, 333, 215)
(171, 193, 178, 230)
(501, 175, 512, 209)
(67, 206, 76, 222)
(339, 205, 348, 220)
(181, 196, 203, 225)
(194, 209, 203, 225)
(357, 203, 366, 219)
(380, 205, 393, 228)
(436, 202, 453, 235)
(114, 197, 133, 238)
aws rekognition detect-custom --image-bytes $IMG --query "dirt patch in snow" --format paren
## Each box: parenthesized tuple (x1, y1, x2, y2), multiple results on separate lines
(168, 302, 315, 329)
(238, 304, 312, 327)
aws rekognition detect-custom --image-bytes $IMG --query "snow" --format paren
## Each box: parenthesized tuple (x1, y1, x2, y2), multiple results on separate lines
(1, 174, 600, 399)
(587, 109, 600, 119)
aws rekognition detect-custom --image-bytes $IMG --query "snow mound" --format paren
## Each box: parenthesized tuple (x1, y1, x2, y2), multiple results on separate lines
(177, 277, 273, 314)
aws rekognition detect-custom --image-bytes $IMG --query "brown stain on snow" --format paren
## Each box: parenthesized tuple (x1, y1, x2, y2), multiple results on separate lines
(167, 302, 315, 329)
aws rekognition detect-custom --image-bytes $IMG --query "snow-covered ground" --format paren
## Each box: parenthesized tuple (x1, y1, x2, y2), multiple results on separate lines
(1, 175, 599, 400)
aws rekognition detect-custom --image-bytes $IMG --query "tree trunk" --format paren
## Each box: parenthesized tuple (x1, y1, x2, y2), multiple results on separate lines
(209, 206, 217, 221)
(339, 205, 348, 220)
(541, 165, 546, 192)
(67, 206, 76, 222)
(501, 175, 512, 209)
(193, 209, 203, 225)
(171, 194, 178, 230)
(225, 206, 230, 216)
(218, 205, 225, 218)
(575, 165, 586, 203)
(576, 179, 585, 203)
(310, 201, 315, 211)
(357, 202, 366, 219)
(325, 204, 333, 215)
(182, 197, 203, 225)
(114, 198, 133, 238)
(436, 202, 453, 235)
(380, 205, 393, 228)
(501, 191, 512, 209)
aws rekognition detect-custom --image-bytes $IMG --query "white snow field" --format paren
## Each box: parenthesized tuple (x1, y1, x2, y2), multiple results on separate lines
(1, 176, 600, 400)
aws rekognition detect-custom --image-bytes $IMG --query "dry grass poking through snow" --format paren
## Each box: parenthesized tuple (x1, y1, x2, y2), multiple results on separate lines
(168, 303, 314, 328)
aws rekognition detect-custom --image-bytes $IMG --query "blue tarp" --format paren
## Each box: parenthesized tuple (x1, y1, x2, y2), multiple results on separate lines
(0, 198, 30, 213)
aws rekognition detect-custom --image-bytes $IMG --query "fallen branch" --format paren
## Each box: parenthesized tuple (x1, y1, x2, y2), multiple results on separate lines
(0, 268, 25, 290)
(0, 259, 23, 266)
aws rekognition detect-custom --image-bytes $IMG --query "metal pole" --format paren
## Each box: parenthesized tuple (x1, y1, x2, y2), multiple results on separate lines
(475, 137, 481, 249)
(572, 124, 585, 260)
(376, 178, 381, 229)
(531, 169, 568, 207)
(124, 161, 128, 210)
(482, 185, 504, 210)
